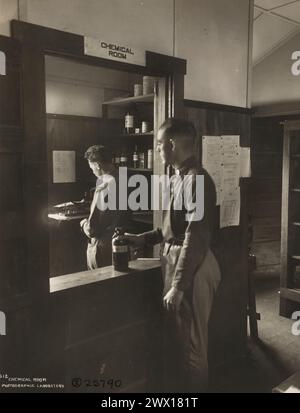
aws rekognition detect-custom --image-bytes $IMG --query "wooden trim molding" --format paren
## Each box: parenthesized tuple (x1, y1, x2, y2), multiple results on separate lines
(11, 20, 187, 76)
(10, 19, 186, 296)
(184, 99, 253, 115)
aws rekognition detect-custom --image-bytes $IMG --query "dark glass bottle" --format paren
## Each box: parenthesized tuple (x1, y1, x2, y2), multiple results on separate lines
(112, 227, 129, 271)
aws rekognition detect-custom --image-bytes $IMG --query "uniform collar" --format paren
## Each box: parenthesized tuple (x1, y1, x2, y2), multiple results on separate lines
(175, 156, 197, 176)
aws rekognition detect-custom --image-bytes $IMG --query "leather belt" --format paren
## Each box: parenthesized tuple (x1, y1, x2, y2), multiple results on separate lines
(166, 238, 183, 246)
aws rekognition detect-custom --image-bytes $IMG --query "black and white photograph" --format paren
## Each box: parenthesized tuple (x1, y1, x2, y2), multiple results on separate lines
(0, 0, 300, 396)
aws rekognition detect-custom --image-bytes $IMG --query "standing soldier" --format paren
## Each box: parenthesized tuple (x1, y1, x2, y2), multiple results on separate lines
(120, 118, 221, 392)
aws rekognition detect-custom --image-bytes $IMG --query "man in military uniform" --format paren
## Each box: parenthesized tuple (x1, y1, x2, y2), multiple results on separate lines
(80, 145, 130, 270)
(122, 119, 221, 392)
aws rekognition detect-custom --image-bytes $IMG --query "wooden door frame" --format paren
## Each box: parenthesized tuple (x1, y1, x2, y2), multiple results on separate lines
(11, 20, 186, 296)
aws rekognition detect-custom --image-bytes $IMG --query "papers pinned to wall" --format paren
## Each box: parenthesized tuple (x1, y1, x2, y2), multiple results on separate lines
(220, 188, 241, 229)
(202, 135, 251, 228)
(202, 136, 223, 205)
(221, 135, 241, 194)
(53, 151, 76, 183)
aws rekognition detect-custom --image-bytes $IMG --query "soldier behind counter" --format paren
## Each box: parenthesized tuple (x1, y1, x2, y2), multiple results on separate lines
(119, 118, 221, 393)
(80, 145, 130, 270)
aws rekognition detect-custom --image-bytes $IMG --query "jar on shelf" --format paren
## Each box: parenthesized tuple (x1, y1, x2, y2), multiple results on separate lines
(134, 84, 143, 97)
(139, 152, 145, 169)
(143, 76, 155, 95)
(142, 121, 150, 134)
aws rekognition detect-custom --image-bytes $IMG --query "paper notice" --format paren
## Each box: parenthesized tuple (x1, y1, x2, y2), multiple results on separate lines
(220, 188, 241, 228)
(222, 162, 240, 193)
(53, 151, 76, 183)
(221, 135, 240, 152)
(202, 136, 223, 205)
(240, 147, 251, 178)
(220, 135, 241, 192)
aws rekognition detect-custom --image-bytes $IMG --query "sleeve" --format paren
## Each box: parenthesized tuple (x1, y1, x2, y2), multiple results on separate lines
(143, 228, 163, 246)
(171, 173, 217, 291)
(83, 185, 105, 239)
(81, 219, 93, 238)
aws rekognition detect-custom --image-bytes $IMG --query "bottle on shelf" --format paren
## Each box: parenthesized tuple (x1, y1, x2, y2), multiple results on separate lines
(125, 112, 134, 134)
(142, 121, 150, 134)
(120, 150, 128, 167)
(114, 152, 120, 168)
(147, 149, 153, 170)
(139, 152, 145, 169)
(133, 146, 139, 169)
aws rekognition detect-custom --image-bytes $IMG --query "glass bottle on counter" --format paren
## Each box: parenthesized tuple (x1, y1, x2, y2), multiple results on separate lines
(112, 227, 129, 271)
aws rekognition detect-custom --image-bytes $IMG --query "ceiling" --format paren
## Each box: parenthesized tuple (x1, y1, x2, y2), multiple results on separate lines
(253, 0, 300, 65)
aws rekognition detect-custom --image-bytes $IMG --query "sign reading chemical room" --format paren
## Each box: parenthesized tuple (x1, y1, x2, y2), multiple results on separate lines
(84, 37, 146, 66)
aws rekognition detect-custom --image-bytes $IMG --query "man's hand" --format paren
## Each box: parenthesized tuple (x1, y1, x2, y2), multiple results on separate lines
(80, 218, 87, 229)
(116, 233, 146, 247)
(163, 286, 184, 312)
(80, 218, 91, 238)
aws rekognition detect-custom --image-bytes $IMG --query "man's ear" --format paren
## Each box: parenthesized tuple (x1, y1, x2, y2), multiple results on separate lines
(170, 139, 176, 151)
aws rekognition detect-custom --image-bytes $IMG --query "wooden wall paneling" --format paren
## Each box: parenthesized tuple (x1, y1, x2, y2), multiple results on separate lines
(51, 267, 163, 393)
(0, 35, 28, 376)
(18, 44, 49, 295)
(280, 122, 300, 316)
(251, 116, 300, 278)
(153, 77, 167, 238)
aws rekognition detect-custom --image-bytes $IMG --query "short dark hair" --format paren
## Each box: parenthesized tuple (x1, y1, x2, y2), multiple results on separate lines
(159, 118, 197, 142)
(84, 145, 112, 164)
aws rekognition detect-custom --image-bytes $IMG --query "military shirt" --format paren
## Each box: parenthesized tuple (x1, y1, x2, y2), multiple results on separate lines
(144, 156, 217, 291)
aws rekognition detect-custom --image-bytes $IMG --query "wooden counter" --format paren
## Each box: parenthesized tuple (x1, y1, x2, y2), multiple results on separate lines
(50, 259, 161, 293)
(47, 259, 163, 393)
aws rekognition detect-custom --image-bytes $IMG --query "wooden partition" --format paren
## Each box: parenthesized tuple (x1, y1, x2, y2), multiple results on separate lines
(47, 261, 163, 393)
(0, 34, 28, 374)
(185, 101, 251, 368)
(0, 20, 186, 390)
(47, 114, 121, 277)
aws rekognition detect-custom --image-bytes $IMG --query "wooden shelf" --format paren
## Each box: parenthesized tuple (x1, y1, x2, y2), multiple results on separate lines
(292, 188, 300, 193)
(127, 168, 153, 173)
(103, 94, 154, 106)
(118, 133, 153, 138)
(280, 287, 300, 304)
(292, 256, 300, 261)
(293, 222, 300, 227)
